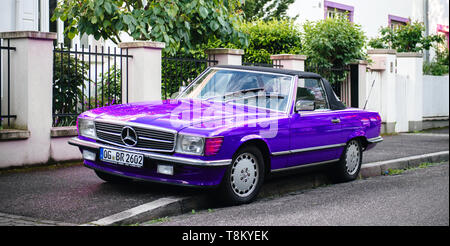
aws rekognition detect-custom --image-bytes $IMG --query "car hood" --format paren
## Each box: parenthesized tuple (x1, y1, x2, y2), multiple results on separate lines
(80, 99, 286, 134)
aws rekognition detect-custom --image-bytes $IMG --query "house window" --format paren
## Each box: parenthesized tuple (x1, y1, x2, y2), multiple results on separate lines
(324, 0, 354, 22)
(388, 15, 409, 30)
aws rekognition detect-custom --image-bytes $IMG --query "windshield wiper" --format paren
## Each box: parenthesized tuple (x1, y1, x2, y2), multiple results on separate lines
(204, 87, 266, 101)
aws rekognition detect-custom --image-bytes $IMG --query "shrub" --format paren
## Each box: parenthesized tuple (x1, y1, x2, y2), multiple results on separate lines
(238, 18, 302, 64)
(368, 21, 444, 53)
(184, 18, 302, 64)
(302, 15, 366, 83)
(423, 46, 449, 76)
(302, 15, 366, 68)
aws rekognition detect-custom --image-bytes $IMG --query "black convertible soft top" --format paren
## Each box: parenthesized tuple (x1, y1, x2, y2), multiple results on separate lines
(214, 65, 346, 110)
(215, 65, 322, 78)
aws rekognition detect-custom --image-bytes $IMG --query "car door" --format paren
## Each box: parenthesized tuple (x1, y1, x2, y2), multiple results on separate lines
(286, 77, 345, 168)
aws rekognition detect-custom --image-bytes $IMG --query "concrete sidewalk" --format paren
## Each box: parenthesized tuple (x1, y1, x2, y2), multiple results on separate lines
(0, 128, 448, 226)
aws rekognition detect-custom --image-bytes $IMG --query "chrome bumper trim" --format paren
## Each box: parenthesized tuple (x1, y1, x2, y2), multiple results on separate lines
(68, 137, 232, 167)
(367, 136, 383, 144)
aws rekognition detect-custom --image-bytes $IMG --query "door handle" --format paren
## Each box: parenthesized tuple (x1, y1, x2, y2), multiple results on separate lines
(331, 118, 341, 124)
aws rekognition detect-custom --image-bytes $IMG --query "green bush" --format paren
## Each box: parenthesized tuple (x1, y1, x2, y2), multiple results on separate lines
(368, 21, 443, 53)
(302, 15, 366, 83)
(238, 18, 302, 64)
(423, 46, 449, 76)
(182, 18, 302, 64)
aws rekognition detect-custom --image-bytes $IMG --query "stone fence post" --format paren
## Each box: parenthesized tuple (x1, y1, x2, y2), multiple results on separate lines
(397, 52, 424, 132)
(0, 31, 56, 167)
(367, 49, 398, 134)
(118, 41, 165, 102)
(205, 48, 244, 66)
(270, 54, 307, 71)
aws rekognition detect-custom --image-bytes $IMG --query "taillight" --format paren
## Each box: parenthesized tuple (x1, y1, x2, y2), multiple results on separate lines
(204, 137, 224, 156)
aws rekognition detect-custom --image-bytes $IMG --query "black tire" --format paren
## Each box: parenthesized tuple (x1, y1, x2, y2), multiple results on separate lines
(329, 139, 362, 183)
(219, 145, 265, 205)
(94, 170, 132, 183)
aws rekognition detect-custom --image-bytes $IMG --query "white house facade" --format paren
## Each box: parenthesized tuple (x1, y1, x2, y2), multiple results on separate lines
(288, 0, 449, 60)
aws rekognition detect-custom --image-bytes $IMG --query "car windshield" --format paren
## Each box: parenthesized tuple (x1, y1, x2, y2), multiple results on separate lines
(178, 68, 294, 112)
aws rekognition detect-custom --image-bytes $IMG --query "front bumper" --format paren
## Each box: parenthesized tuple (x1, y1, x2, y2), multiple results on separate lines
(68, 137, 230, 187)
(68, 137, 232, 166)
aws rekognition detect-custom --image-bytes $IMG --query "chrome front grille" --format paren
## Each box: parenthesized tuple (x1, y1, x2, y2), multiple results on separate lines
(95, 121, 176, 152)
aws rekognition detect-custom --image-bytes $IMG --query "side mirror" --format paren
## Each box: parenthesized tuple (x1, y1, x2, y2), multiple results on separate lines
(295, 100, 315, 112)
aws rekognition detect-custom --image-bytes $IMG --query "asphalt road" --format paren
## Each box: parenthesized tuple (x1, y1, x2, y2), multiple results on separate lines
(147, 162, 449, 226)
(0, 129, 448, 224)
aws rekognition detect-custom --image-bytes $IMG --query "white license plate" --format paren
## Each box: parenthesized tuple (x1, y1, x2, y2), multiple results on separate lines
(100, 148, 144, 168)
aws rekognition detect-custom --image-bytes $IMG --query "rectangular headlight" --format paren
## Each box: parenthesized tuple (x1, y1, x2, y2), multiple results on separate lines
(175, 134, 204, 155)
(78, 118, 96, 139)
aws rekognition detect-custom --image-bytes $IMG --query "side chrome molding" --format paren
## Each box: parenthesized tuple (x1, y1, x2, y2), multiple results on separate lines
(271, 136, 383, 157)
(271, 159, 340, 173)
(271, 143, 346, 156)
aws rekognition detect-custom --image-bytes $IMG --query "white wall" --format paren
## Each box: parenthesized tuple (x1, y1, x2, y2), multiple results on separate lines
(427, 0, 449, 59)
(0, 0, 50, 33)
(428, 0, 449, 36)
(423, 75, 450, 117)
(0, 0, 17, 32)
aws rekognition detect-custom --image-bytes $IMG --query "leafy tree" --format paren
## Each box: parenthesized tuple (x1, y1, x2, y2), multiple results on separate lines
(368, 21, 443, 52)
(240, 0, 296, 21)
(52, 0, 248, 55)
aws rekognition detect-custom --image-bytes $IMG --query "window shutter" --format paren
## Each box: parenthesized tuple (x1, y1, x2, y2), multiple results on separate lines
(15, 0, 38, 31)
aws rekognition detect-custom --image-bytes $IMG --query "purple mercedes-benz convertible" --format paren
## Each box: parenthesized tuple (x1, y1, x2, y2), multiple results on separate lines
(69, 65, 382, 204)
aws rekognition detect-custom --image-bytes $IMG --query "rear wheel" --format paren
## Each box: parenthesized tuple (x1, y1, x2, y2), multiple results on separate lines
(94, 170, 131, 183)
(330, 139, 362, 182)
(219, 146, 265, 205)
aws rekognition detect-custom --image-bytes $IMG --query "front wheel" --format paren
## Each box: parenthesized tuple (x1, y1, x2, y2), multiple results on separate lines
(330, 139, 362, 182)
(219, 146, 265, 205)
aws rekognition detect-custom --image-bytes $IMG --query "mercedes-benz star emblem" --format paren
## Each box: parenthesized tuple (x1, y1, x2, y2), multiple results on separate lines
(121, 126, 138, 147)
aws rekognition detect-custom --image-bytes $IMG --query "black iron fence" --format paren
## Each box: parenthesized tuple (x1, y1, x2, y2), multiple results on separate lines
(52, 44, 131, 126)
(161, 57, 218, 99)
(0, 38, 17, 128)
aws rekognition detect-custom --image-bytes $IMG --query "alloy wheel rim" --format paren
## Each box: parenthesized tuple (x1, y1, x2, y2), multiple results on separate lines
(230, 153, 259, 197)
(345, 141, 360, 175)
